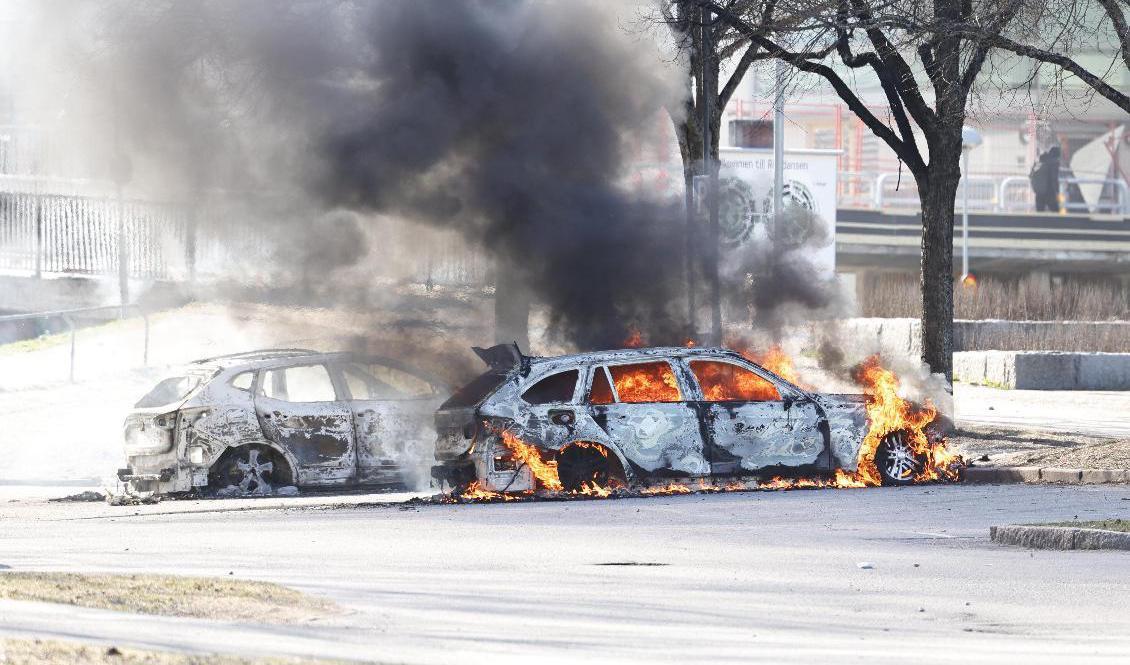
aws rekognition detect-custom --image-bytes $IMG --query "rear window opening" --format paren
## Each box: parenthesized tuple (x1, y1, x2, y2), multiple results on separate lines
(522, 369, 578, 405)
(441, 370, 509, 409)
(134, 375, 204, 409)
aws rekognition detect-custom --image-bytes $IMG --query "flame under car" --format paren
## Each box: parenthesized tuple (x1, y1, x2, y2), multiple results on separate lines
(119, 349, 447, 497)
(432, 344, 944, 494)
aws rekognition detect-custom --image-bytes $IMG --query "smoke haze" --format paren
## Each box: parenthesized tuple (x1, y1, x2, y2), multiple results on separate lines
(14, 0, 697, 350)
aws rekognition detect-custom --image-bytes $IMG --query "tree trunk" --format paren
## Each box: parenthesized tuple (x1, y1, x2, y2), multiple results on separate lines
(918, 143, 962, 383)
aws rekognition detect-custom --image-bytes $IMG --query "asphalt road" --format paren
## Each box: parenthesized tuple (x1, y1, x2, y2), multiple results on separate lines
(2, 483, 1130, 664)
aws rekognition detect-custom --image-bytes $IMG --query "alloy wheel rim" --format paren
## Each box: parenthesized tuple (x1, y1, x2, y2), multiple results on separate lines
(882, 433, 919, 480)
(233, 448, 274, 494)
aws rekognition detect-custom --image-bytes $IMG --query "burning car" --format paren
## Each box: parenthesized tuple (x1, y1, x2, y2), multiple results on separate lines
(432, 344, 953, 495)
(118, 349, 447, 496)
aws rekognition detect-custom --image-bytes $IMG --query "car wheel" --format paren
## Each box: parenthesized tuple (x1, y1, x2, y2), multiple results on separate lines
(875, 431, 924, 486)
(557, 443, 625, 492)
(208, 445, 291, 496)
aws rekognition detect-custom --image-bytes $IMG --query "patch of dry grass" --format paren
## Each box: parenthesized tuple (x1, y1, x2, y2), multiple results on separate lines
(1, 638, 348, 664)
(1042, 519, 1130, 533)
(0, 572, 338, 624)
(860, 273, 1128, 322)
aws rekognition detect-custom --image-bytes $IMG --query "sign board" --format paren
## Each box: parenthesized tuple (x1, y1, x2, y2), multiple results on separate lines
(712, 147, 838, 275)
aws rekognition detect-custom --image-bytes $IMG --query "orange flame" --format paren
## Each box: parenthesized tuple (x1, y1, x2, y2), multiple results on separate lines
(609, 362, 682, 403)
(498, 429, 563, 492)
(622, 327, 644, 348)
(731, 342, 808, 389)
(841, 356, 961, 486)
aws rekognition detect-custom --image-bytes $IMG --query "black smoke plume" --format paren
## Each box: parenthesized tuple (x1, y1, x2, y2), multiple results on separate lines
(313, 1, 690, 349)
(25, 0, 693, 351)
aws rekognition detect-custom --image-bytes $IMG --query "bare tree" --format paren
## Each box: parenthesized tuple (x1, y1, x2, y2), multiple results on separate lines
(659, 1, 764, 340)
(701, 0, 1041, 381)
(957, 0, 1130, 113)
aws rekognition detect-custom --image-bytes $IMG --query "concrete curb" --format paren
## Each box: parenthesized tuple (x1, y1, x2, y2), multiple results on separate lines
(990, 525, 1130, 551)
(963, 466, 1129, 484)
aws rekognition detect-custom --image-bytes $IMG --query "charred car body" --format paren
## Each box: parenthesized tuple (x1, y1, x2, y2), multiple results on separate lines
(119, 349, 447, 496)
(433, 344, 933, 492)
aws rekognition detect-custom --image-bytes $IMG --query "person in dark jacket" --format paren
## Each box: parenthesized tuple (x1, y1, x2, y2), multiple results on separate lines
(1030, 146, 1061, 212)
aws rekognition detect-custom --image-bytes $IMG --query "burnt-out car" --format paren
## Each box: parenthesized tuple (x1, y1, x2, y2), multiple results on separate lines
(119, 349, 447, 496)
(432, 344, 933, 492)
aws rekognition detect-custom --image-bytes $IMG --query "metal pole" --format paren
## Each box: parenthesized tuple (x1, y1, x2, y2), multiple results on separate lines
(33, 182, 42, 278)
(962, 150, 970, 278)
(65, 314, 75, 383)
(702, 5, 721, 346)
(773, 60, 786, 245)
(117, 184, 128, 315)
(142, 310, 149, 367)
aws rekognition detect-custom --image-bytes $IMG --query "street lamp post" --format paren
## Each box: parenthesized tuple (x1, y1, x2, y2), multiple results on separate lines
(960, 126, 982, 282)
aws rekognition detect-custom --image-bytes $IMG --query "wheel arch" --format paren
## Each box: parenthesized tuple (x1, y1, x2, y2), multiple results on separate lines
(557, 438, 633, 484)
(209, 440, 298, 486)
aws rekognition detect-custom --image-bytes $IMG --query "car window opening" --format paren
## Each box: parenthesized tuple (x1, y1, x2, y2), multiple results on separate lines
(440, 370, 509, 409)
(588, 367, 615, 405)
(260, 364, 337, 403)
(230, 371, 254, 392)
(134, 375, 202, 408)
(608, 362, 681, 403)
(690, 360, 780, 401)
(522, 369, 578, 405)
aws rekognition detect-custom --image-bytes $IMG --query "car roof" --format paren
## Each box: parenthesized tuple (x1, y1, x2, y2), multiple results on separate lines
(188, 349, 355, 372)
(528, 346, 745, 370)
(183, 349, 449, 389)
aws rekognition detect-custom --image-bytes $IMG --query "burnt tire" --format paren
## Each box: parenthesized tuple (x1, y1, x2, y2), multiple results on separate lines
(208, 445, 292, 496)
(875, 431, 925, 486)
(557, 443, 625, 492)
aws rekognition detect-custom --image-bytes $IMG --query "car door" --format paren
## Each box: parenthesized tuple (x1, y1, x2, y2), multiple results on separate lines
(254, 363, 356, 485)
(336, 359, 445, 485)
(683, 358, 824, 474)
(586, 360, 708, 477)
(514, 367, 583, 449)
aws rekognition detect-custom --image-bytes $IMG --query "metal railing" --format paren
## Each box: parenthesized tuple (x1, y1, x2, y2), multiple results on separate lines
(0, 305, 148, 382)
(841, 172, 1130, 215)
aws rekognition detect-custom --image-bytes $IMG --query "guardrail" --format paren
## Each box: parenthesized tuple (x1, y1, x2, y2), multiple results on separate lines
(840, 171, 1130, 215)
(0, 305, 148, 382)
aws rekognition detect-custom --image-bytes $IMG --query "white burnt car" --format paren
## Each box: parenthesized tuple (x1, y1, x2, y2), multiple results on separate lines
(433, 344, 935, 492)
(119, 349, 447, 496)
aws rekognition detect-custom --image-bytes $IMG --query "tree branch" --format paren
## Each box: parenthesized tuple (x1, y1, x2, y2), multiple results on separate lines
(1097, 0, 1130, 73)
(973, 30, 1130, 113)
(704, 0, 927, 175)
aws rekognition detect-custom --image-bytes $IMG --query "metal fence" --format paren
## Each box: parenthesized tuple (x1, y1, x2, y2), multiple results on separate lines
(2, 171, 1124, 287)
(0, 183, 491, 286)
(840, 171, 1130, 215)
(0, 305, 148, 382)
(0, 190, 191, 279)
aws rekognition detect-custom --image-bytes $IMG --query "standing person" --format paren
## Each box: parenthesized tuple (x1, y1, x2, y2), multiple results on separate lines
(1030, 146, 1062, 212)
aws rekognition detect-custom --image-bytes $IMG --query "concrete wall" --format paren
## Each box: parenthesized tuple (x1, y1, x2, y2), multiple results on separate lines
(953, 351, 1130, 390)
(836, 318, 1130, 356)
(0, 274, 118, 313)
